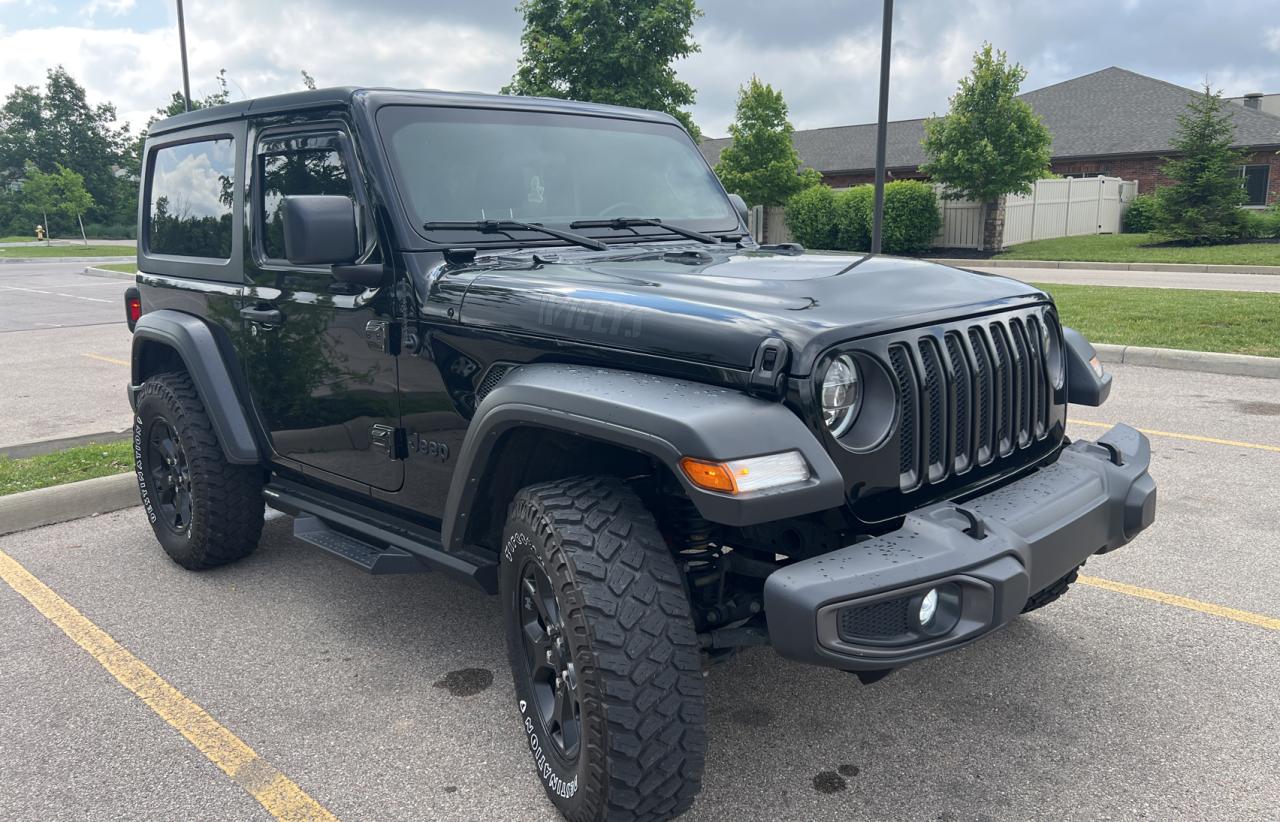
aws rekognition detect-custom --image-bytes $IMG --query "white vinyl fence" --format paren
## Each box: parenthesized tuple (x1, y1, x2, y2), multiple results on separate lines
(747, 205, 794, 245)
(933, 176, 1138, 250)
(750, 176, 1137, 250)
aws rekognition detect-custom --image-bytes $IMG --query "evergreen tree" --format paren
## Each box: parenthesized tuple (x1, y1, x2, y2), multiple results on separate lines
(1154, 85, 1248, 244)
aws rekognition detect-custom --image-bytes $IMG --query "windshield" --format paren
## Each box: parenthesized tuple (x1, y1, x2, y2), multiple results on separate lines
(376, 105, 738, 244)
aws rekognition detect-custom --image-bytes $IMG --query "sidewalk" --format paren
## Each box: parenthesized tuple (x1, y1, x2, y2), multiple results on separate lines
(958, 263, 1280, 293)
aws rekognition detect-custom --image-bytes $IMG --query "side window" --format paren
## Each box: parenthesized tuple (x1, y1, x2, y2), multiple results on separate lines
(148, 138, 235, 259)
(259, 138, 355, 260)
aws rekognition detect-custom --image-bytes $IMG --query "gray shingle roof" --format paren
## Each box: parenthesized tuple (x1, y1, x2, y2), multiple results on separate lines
(699, 67, 1280, 174)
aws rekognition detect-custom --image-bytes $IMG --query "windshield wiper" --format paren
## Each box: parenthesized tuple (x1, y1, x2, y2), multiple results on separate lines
(569, 217, 719, 244)
(422, 219, 607, 251)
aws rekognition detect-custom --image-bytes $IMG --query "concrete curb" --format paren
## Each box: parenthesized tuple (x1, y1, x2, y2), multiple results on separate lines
(0, 472, 138, 537)
(927, 257, 1280, 276)
(83, 264, 137, 279)
(0, 430, 131, 460)
(0, 255, 134, 265)
(1093, 343, 1280, 379)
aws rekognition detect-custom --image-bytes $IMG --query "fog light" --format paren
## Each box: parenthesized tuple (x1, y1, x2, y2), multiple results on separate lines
(918, 588, 938, 626)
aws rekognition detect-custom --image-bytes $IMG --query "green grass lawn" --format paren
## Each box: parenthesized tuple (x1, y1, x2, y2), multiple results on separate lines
(0, 243, 136, 258)
(0, 440, 134, 497)
(96, 262, 138, 273)
(998, 234, 1280, 267)
(1032, 282, 1280, 358)
(0, 234, 38, 244)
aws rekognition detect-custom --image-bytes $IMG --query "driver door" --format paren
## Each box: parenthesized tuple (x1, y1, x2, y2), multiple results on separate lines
(240, 125, 403, 492)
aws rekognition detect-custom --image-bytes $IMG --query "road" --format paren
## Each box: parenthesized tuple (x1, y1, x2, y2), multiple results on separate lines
(1, 361, 1277, 821)
(0, 260, 134, 449)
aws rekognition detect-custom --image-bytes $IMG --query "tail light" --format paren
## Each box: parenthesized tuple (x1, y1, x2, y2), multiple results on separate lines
(124, 287, 141, 331)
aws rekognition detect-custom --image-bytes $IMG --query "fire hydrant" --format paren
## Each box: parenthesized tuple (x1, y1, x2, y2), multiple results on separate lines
(35, 225, 45, 241)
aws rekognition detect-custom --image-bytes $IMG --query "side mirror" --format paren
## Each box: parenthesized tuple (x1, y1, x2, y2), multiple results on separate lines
(282, 195, 358, 265)
(728, 193, 749, 226)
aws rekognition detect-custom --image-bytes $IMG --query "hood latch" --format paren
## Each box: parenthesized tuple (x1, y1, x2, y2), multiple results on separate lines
(749, 337, 790, 399)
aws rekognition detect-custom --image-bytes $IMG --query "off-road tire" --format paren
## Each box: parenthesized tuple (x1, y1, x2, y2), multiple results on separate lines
(1021, 563, 1081, 613)
(134, 371, 264, 569)
(500, 476, 707, 822)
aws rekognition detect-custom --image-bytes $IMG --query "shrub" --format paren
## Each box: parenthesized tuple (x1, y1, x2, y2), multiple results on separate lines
(1122, 193, 1159, 233)
(81, 222, 136, 240)
(881, 180, 941, 254)
(1241, 206, 1280, 240)
(784, 184, 838, 249)
(833, 186, 873, 251)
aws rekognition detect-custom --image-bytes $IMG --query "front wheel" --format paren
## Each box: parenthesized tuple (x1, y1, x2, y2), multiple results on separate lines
(500, 476, 706, 822)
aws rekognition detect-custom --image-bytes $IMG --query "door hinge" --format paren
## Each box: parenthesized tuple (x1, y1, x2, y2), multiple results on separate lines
(365, 320, 401, 355)
(369, 424, 407, 460)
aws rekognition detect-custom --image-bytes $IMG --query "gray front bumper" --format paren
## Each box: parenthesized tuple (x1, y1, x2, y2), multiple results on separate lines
(763, 423, 1156, 671)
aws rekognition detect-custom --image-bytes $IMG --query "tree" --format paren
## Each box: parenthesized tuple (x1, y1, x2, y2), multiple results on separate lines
(19, 163, 94, 245)
(921, 44, 1051, 249)
(301, 70, 317, 91)
(0, 66, 133, 231)
(503, 0, 703, 139)
(713, 77, 819, 207)
(1154, 86, 1248, 244)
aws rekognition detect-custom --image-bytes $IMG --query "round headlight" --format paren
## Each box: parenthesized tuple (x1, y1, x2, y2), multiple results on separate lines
(820, 355, 862, 437)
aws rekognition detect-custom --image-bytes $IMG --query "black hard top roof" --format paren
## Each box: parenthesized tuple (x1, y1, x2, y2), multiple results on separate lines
(147, 87, 681, 135)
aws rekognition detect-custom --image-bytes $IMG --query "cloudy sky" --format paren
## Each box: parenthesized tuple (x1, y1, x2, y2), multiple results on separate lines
(2, 0, 1279, 137)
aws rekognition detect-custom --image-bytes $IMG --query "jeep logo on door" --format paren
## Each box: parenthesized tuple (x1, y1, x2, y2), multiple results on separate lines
(408, 433, 450, 462)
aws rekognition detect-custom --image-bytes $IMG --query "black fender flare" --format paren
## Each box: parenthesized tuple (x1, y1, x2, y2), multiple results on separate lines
(1062, 326, 1112, 407)
(129, 310, 261, 464)
(440, 364, 845, 552)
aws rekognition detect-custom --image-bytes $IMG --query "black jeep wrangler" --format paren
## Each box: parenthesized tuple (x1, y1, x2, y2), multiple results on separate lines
(126, 87, 1156, 821)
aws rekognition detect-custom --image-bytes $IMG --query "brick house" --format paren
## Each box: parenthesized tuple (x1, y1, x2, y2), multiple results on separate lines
(700, 67, 1280, 207)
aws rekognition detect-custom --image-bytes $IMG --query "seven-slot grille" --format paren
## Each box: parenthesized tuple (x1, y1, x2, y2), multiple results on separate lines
(888, 313, 1055, 492)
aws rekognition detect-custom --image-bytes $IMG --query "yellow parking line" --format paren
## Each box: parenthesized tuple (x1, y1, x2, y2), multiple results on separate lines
(1069, 419, 1280, 453)
(82, 352, 130, 367)
(1078, 574, 1280, 632)
(0, 549, 339, 822)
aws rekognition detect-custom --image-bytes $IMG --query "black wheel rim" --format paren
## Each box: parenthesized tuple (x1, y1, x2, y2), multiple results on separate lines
(517, 558, 581, 760)
(145, 418, 192, 535)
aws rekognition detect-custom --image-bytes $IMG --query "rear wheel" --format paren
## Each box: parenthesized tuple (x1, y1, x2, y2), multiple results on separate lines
(500, 476, 706, 821)
(134, 371, 264, 569)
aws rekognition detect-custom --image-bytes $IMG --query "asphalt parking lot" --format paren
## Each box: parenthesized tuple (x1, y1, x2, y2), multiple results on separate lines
(2, 361, 1278, 821)
(0, 261, 134, 449)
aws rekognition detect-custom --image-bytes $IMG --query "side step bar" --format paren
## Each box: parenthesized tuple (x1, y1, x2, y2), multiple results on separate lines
(293, 515, 426, 575)
(264, 478, 498, 593)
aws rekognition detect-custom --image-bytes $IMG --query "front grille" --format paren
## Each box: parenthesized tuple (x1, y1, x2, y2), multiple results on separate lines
(889, 313, 1056, 493)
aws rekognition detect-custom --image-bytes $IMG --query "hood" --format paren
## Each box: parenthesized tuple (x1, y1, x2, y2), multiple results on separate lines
(455, 247, 1049, 376)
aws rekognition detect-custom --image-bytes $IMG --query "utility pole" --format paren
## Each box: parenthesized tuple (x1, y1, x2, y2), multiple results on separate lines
(870, 0, 893, 254)
(176, 0, 192, 112)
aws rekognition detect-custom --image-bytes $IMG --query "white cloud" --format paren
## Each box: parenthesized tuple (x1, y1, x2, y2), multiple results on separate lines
(83, 0, 136, 17)
(2, 0, 1280, 141)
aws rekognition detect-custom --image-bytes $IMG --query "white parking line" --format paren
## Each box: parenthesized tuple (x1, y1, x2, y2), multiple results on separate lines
(1, 285, 113, 304)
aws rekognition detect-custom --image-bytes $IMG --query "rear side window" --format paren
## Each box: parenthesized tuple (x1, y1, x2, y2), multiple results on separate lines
(259, 140, 354, 260)
(147, 138, 236, 259)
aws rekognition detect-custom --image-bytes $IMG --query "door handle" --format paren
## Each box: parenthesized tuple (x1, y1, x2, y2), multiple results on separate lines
(240, 306, 283, 325)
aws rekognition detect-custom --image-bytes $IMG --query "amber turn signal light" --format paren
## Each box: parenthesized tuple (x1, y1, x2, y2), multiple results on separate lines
(679, 457, 738, 493)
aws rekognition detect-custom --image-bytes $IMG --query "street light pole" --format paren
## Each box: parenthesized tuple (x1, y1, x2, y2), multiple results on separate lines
(870, 0, 893, 254)
(176, 0, 192, 112)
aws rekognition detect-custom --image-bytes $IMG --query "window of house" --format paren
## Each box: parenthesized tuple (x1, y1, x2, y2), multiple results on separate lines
(1241, 165, 1270, 207)
(147, 138, 236, 259)
(258, 138, 355, 260)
